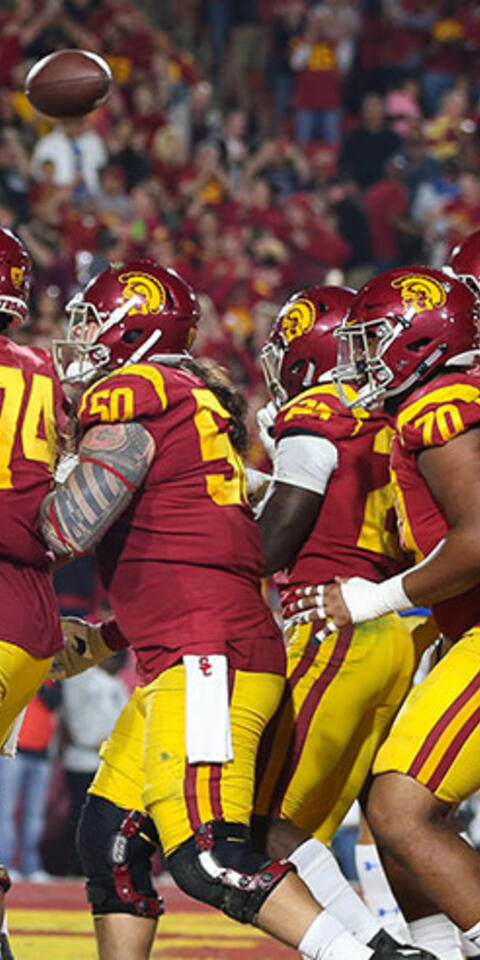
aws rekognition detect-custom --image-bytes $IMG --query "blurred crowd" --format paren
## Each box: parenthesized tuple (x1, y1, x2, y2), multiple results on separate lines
(1, 0, 480, 465)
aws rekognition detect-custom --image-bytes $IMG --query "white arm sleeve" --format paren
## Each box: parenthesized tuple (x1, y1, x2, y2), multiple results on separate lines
(273, 434, 338, 496)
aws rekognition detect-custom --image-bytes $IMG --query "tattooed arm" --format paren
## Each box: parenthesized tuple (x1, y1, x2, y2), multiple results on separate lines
(41, 422, 155, 557)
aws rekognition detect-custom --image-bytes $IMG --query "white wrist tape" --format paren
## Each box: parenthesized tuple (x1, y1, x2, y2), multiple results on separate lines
(340, 574, 413, 623)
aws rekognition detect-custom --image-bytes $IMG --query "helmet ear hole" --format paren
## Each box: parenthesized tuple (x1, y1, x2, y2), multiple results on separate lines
(122, 328, 143, 344)
(289, 359, 305, 376)
(406, 337, 431, 353)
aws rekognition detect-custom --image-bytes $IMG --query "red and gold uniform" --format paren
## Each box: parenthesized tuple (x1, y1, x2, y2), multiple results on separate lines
(375, 370, 480, 803)
(77, 361, 285, 854)
(0, 339, 64, 748)
(255, 383, 432, 841)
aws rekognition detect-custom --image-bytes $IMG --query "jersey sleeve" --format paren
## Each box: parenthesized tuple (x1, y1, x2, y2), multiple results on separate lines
(77, 363, 168, 433)
(274, 384, 369, 445)
(396, 377, 480, 453)
(274, 434, 338, 495)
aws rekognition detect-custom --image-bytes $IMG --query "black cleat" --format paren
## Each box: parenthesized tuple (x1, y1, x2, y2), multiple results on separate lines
(0, 933, 15, 960)
(368, 928, 439, 959)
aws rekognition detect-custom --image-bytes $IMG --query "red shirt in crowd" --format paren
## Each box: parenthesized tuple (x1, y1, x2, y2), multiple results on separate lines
(364, 179, 408, 263)
(291, 37, 341, 111)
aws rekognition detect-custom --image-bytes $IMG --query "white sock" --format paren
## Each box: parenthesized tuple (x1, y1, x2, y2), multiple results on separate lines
(409, 915, 463, 960)
(355, 842, 411, 943)
(291, 838, 381, 945)
(463, 920, 480, 956)
(0, 916, 7, 935)
(299, 911, 374, 960)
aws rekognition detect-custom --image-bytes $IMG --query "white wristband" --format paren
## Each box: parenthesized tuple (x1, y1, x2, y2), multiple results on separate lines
(340, 573, 413, 624)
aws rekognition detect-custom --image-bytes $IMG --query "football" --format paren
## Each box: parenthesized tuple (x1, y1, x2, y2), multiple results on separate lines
(24, 49, 112, 119)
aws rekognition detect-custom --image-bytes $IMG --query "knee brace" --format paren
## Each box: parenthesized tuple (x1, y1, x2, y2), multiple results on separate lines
(168, 820, 295, 924)
(77, 795, 164, 919)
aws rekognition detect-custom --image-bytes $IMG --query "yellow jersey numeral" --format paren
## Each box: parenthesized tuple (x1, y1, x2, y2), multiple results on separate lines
(89, 386, 135, 422)
(414, 403, 464, 447)
(193, 388, 246, 506)
(356, 425, 402, 560)
(0, 366, 56, 489)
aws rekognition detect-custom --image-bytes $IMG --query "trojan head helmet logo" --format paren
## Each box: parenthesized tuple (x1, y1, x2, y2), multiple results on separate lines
(118, 271, 167, 317)
(279, 298, 315, 344)
(10, 266, 24, 290)
(391, 274, 447, 314)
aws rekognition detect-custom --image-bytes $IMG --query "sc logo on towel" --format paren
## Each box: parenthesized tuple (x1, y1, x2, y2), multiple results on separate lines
(199, 656, 213, 677)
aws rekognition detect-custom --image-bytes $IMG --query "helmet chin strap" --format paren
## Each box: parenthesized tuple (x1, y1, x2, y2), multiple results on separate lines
(386, 343, 448, 398)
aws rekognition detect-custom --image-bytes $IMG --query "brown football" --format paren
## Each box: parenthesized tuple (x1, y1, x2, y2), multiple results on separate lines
(25, 49, 112, 118)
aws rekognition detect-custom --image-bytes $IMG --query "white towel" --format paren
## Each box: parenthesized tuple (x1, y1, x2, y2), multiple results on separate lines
(184, 655, 234, 764)
(1, 708, 27, 757)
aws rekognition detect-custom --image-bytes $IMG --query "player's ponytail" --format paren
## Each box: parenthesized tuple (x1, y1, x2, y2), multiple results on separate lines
(179, 357, 248, 454)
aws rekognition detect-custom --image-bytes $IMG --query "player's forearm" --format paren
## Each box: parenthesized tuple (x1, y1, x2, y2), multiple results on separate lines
(403, 527, 480, 606)
(339, 530, 480, 624)
(41, 421, 155, 556)
(41, 460, 137, 555)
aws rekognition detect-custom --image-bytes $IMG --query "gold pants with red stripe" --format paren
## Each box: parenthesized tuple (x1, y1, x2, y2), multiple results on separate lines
(374, 625, 480, 803)
(0, 641, 51, 751)
(254, 614, 432, 842)
(88, 663, 284, 856)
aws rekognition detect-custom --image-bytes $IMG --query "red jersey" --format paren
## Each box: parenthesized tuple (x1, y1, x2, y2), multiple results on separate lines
(77, 361, 283, 684)
(0, 337, 64, 657)
(291, 39, 341, 111)
(274, 384, 404, 597)
(392, 369, 480, 642)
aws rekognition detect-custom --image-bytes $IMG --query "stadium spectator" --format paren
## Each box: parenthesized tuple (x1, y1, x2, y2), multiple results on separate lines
(290, 6, 343, 144)
(339, 93, 402, 188)
(0, 683, 61, 882)
(363, 155, 410, 270)
(268, 0, 306, 131)
(58, 654, 128, 875)
(31, 118, 107, 195)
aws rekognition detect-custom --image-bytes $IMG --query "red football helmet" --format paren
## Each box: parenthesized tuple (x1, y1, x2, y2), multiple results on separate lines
(449, 229, 480, 302)
(260, 284, 355, 405)
(0, 228, 32, 327)
(334, 267, 478, 408)
(53, 258, 201, 382)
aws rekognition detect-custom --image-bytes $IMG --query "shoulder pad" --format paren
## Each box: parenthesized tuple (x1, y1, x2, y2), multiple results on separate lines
(396, 372, 480, 451)
(77, 362, 168, 430)
(274, 383, 369, 442)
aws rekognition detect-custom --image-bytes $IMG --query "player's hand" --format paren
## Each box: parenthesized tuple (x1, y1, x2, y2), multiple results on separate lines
(50, 617, 111, 681)
(256, 401, 277, 460)
(324, 580, 352, 627)
(282, 578, 353, 630)
(246, 467, 271, 508)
